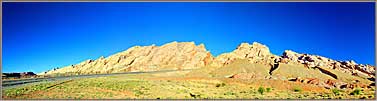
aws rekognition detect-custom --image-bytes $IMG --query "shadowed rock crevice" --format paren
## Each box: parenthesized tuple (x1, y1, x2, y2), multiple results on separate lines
(128, 59, 135, 66)
(269, 58, 280, 75)
(314, 66, 338, 79)
(269, 63, 279, 75)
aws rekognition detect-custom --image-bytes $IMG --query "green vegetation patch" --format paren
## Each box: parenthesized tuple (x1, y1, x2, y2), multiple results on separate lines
(258, 87, 265, 95)
(293, 87, 302, 92)
(266, 87, 272, 92)
(350, 88, 363, 95)
(3, 81, 58, 98)
(332, 88, 342, 96)
(215, 83, 226, 87)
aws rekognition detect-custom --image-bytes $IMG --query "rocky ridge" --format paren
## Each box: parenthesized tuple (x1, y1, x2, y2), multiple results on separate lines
(207, 42, 375, 89)
(280, 50, 375, 78)
(43, 41, 213, 75)
(42, 41, 375, 85)
(211, 42, 279, 67)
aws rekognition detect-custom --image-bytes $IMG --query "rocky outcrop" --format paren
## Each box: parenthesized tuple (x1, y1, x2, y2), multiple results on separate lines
(212, 42, 278, 67)
(314, 66, 338, 79)
(42, 41, 214, 75)
(41, 41, 375, 83)
(290, 77, 373, 89)
(290, 77, 322, 85)
(290, 77, 346, 89)
(279, 50, 375, 78)
(209, 42, 374, 90)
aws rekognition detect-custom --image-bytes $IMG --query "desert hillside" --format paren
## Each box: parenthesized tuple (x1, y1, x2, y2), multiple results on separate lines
(42, 41, 213, 75)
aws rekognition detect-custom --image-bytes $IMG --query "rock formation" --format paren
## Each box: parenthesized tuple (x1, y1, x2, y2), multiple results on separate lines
(289, 77, 373, 89)
(41, 41, 375, 85)
(279, 50, 375, 78)
(42, 41, 214, 75)
(212, 42, 279, 67)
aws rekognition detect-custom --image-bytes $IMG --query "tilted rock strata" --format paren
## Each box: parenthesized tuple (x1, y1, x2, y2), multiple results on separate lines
(280, 50, 375, 78)
(44, 41, 214, 75)
(42, 41, 375, 81)
(290, 77, 372, 89)
(207, 42, 374, 89)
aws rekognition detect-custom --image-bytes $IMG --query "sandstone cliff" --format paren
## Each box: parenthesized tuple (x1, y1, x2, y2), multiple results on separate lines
(212, 42, 279, 67)
(41, 41, 375, 82)
(42, 41, 214, 75)
(280, 50, 375, 78)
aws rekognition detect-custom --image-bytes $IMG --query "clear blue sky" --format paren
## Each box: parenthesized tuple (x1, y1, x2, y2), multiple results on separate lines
(2, 2, 375, 73)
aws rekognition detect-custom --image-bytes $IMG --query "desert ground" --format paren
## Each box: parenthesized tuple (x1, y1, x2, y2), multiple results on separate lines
(2, 70, 375, 99)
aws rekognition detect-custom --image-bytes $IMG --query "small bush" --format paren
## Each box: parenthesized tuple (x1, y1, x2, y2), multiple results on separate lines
(350, 88, 362, 95)
(215, 83, 226, 87)
(266, 87, 272, 92)
(332, 88, 341, 95)
(189, 92, 201, 99)
(258, 87, 265, 95)
(134, 90, 144, 96)
(239, 91, 247, 93)
(224, 92, 235, 96)
(293, 87, 302, 92)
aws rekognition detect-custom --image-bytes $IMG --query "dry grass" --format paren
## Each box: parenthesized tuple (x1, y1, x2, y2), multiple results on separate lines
(3, 59, 375, 99)
(3, 72, 375, 99)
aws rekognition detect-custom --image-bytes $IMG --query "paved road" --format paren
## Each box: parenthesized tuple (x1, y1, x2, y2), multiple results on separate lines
(2, 69, 191, 89)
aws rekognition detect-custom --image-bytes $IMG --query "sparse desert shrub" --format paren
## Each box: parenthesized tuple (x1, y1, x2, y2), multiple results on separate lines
(224, 92, 235, 96)
(215, 83, 226, 87)
(258, 87, 265, 95)
(266, 87, 272, 92)
(350, 88, 362, 95)
(320, 94, 330, 98)
(332, 88, 341, 95)
(293, 87, 302, 92)
(134, 90, 144, 96)
(189, 92, 201, 99)
(239, 91, 247, 93)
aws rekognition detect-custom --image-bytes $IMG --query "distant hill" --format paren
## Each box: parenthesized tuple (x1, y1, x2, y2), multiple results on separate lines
(2, 72, 36, 79)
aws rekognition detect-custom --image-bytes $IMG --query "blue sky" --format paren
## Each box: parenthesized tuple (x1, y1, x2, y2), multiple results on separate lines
(2, 2, 375, 73)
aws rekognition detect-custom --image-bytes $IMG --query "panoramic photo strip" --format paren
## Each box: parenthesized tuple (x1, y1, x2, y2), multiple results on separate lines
(2, 2, 376, 100)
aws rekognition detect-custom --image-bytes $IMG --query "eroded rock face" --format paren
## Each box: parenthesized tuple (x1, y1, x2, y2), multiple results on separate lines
(41, 41, 375, 82)
(280, 50, 375, 78)
(291, 77, 323, 86)
(213, 42, 278, 66)
(290, 77, 351, 89)
(43, 41, 214, 75)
